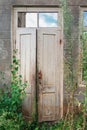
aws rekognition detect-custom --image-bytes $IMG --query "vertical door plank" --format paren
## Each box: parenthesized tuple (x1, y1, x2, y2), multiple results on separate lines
(16, 28, 36, 120)
(37, 28, 63, 122)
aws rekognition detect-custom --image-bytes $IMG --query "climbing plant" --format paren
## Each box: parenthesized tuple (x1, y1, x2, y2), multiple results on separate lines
(60, 0, 87, 129)
(0, 50, 29, 130)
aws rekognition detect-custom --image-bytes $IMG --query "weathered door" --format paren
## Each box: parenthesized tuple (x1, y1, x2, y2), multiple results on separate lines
(16, 28, 63, 122)
(16, 28, 36, 120)
(37, 28, 63, 122)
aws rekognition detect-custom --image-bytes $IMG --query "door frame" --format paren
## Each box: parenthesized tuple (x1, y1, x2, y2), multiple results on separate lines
(12, 7, 63, 120)
(12, 7, 63, 49)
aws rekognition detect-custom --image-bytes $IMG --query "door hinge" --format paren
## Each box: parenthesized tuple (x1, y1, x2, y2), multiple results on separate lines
(15, 39, 16, 48)
(15, 39, 16, 45)
(60, 39, 62, 45)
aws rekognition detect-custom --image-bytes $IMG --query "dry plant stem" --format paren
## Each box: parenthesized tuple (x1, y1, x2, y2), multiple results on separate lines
(63, 102, 70, 130)
(63, 90, 75, 130)
(82, 112, 86, 130)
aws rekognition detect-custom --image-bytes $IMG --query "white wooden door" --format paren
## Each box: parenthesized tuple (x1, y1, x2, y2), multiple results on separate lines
(16, 28, 63, 122)
(37, 28, 63, 122)
(16, 28, 36, 120)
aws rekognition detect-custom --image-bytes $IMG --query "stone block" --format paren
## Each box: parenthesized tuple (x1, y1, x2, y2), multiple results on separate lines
(0, 0, 14, 6)
(14, 0, 61, 6)
(0, 39, 11, 61)
(0, 13, 11, 31)
(0, 31, 10, 39)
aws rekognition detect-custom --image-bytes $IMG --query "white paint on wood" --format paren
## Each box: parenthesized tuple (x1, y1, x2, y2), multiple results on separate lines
(37, 28, 63, 122)
(16, 28, 36, 120)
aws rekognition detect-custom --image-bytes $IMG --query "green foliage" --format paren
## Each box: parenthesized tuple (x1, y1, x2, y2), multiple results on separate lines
(0, 50, 28, 130)
(60, 0, 76, 90)
(60, 0, 87, 130)
(81, 33, 87, 130)
(0, 111, 29, 130)
(82, 33, 87, 81)
(61, 0, 73, 38)
(0, 50, 27, 113)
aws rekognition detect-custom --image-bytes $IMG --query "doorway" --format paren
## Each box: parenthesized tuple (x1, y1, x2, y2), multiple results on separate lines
(13, 7, 63, 122)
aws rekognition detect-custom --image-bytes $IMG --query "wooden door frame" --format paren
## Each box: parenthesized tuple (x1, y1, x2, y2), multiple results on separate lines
(12, 6, 63, 120)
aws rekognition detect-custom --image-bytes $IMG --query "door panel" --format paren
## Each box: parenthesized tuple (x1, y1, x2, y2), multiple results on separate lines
(16, 28, 36, 120)
(37, 29, 63, 122)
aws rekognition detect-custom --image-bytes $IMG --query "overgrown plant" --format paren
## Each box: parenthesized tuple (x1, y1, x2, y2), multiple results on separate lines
(60, 0, 87, 130)
(81, 33, 87, 130)
(60, 0, 77, 129)
(0, 50, 29, 130)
